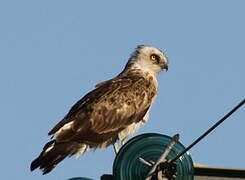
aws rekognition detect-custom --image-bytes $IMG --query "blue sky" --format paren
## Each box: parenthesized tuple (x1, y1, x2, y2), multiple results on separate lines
(1, 0, 244, 179)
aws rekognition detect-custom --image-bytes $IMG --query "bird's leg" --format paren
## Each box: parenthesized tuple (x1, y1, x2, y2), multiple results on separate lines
(120, 137, 127, 145)
(113, 137, 127, 154)
(113, 142, 119, 154)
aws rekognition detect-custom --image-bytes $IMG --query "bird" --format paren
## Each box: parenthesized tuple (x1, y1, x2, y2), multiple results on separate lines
(30, 45, 168, 174)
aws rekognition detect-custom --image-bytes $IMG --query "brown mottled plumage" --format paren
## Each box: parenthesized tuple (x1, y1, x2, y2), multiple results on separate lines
(30, 45, 168, 174)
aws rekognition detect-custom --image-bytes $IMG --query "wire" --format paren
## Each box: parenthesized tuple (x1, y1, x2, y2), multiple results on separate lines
(169, 99, 245, 164)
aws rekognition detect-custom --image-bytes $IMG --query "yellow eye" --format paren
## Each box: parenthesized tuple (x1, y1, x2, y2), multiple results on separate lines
(150, 54, 159, 61)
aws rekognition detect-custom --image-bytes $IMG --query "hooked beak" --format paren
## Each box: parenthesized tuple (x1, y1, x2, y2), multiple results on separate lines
(164, 64, 168, 71)
(160, 63, 168, 71)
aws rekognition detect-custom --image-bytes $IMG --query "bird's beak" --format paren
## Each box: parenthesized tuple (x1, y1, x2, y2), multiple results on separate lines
(164, 64, 168, 71)
(160, 63, 168, 71)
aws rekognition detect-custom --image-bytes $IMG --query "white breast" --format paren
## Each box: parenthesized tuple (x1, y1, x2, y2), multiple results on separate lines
(118, 121, 145, 141)
(118, 94, 156, 141)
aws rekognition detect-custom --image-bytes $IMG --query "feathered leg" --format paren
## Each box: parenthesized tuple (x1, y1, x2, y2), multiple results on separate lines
(113, 136, 128, 154)
(121, 137, 127, 145)
(113, 142, 119, 154)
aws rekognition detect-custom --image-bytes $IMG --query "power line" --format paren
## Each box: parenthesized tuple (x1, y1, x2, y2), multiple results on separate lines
(170, 99, 245, 164)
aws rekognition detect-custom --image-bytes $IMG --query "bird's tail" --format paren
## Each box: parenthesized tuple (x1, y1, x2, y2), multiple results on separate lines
(30, 140, 80, 174)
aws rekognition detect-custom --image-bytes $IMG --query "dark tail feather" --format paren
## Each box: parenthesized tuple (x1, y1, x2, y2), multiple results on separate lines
(30, 140, 78, 174)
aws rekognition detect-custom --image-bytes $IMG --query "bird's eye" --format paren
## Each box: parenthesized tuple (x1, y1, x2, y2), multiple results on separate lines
(150, 54, 160, 61)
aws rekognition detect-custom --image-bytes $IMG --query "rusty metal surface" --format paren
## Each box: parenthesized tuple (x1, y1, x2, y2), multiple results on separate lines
(100, 165, 245, 179)
(195, 177, 245, 180)
(194, 165, 245, 179)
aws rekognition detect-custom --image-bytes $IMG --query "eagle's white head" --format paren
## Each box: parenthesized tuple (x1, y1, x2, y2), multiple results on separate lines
(126, 45, 168, 76)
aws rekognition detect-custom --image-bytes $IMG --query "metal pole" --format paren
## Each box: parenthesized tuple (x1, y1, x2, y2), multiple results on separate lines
(146, 134, 179, 180)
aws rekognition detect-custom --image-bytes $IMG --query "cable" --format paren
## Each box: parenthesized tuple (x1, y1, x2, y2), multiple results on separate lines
(170, 99, 245, 164)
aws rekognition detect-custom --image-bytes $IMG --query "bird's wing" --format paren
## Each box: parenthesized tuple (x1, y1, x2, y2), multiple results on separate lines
(48, 73, 157, 140)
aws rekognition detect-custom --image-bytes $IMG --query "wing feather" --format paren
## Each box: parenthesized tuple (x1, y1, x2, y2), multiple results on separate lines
(48, 71, 157, 144)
